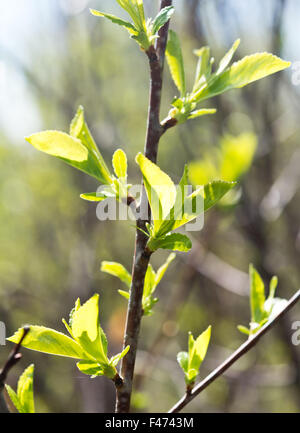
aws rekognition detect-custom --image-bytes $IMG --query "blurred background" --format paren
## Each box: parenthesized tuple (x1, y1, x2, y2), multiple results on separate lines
(0, 0, 300, 413)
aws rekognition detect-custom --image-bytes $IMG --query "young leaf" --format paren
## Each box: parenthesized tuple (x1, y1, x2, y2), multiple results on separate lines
(77, 360, 104, 377)
(136, 153, 176, 229)
(155, 253, 176, 287)
(71, 294, 108, 364)
(6, 364, 35, 413)
(197, 53, 291, 102)
(215, 38, 240, 75)
(147, 233, 192, 252)
(152, 6, 174, 35)
(26, 130, 111, 184)
(16, 364, 35, 413)
(188, 108, 217, 120)
(8, 326, 86, 359)
(110, 345, 130, 367)
(69, 106, 113, 184)
(90, 9, 137, 34)
(5, 386, 23, 413)
(166, 30, 186, 95)
(101, 261, 132, 289)
(80, 192, 110, 202)
(112, 149, 128, 179)
(177, 351, 189, 373)
(249, 264, 267, 325)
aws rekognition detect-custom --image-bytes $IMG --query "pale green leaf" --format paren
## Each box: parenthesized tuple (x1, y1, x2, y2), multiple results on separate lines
(198, 53, 290, 102)
(250, 264, 267, 324)
(215, 39, 240, 75)
(17, 364, 35, 414)
(148, 233, 192, 252)
(110, 345, 130, 367)
(166, 30, 186, 95)
(80, 192, 110, 202)
(143, 264, 156, 299)
(90, 9, 137, 34)
(112, 149, 128, 179)
(192, 46, 212, 93)
(118, 290, 130, 300)
(237, 325, 250, 336)
(155, 253, 176, 287)
(188, 108, 217, 120)
(71, 294, 108, 364)
(8, 326, 86, 359)
(26, 131, 109, 184)
(101, 262, 132, 289)
(136, 153, 176, 231)
(177, 351, 189, 373)
(69, 106, 112, 184)
(77, 360, 104, 376)
(152, 6, 174, 35)
(5, 386, 23, 413)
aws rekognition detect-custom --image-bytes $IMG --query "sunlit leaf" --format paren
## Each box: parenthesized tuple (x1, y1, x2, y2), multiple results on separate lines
(152, 6, 174, 34)
(136, 153, 176, 230)
(148, 233, 192, 252)
(166, 30, 186, 95)
(101, 262, 132, 289)
(8, 326, 87, 359)
(112, 149, 128, 179)
(197, 53, 290, 102)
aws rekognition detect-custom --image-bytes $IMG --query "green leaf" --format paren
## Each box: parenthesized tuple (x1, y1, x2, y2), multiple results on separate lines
(77, 360, 104, 377)
(215, 39, 240, 75)
(90, 9, 137, 34)
(6, 385, 23, 413)
(16, 364, 35, 413)
(237, 325, 250, 336)
(192, 47, 212, 93)
(8, 326, 87, 359)
(203, 181, 236, 211)
(197, 53, 290, 102)
(26, 131, 110, 184)
(110, 345, 130, 367)
(118, 290, 130, 300)
(152, 6, 174, 35)
(188, 108, 216, 120)
(188, 326, 211, 372)
(177, 351, 189, 373)
(69, 106, 113, 184)
(101, 262, 132, 289)
(71, 294, 108, 364)
(112, 149, 128, 179)
(166, 30, 186, 95)
(116, 0, 145, 31)
(148, 233, 192, 252)
(155, 253, 176, 287)
(80, 192, 110, 202)
(136, 153, 176, 231)
(143, 264, 156, 299)
(249, 264, 267, 324)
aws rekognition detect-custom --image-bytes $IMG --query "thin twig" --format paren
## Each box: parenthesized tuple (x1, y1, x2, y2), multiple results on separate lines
(168, 289, 300, 413)
(115, 1, 173, 413)
(0, 327, 30, 413)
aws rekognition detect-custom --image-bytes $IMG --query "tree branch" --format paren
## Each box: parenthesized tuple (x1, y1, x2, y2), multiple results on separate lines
(115, 1, 173, 413)
(0, 327, 30, 413)
(168, 289, 300, 413)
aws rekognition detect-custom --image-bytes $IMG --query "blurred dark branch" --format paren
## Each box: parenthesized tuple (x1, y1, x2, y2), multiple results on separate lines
(115, 1, 173, 413)
(0, 327, 30, 413)
(168, 289, 300, 413)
